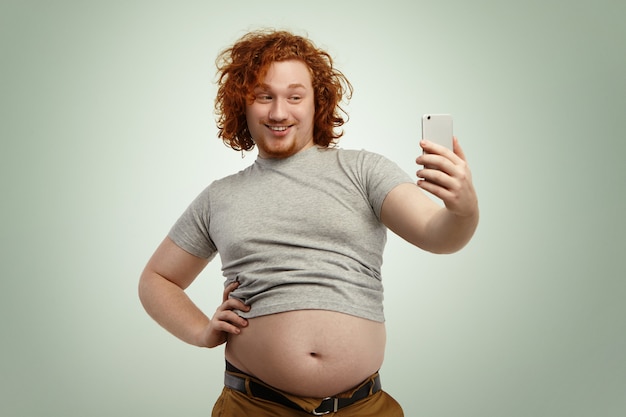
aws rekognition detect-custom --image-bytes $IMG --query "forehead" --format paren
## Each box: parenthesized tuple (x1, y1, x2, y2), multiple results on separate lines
(258, 60, 313, 89)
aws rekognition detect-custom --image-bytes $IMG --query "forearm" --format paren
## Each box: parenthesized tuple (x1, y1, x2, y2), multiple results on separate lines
(138, 271, 210, 347)
(424, 206, 479, 254)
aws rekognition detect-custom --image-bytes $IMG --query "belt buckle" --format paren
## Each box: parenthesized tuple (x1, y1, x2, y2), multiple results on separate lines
(312, 397, 338, 415)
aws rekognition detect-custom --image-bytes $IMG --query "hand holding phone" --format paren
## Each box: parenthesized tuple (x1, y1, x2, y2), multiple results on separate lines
(417, 114, 478, 222)
(420, 114, 453, 171)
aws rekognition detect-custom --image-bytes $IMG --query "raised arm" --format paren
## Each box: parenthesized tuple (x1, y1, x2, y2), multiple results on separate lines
(138, 237, 249, 348)
(380, 137, 479, 254)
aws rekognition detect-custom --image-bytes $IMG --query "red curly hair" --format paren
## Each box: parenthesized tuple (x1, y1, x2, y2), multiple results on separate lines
(215, 29, 353, 151)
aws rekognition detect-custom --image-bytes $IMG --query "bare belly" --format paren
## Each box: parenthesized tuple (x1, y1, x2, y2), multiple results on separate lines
(225, 310, 386, 397)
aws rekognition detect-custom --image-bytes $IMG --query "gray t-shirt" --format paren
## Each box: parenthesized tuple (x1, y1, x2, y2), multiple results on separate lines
(168, 146, 413, 322)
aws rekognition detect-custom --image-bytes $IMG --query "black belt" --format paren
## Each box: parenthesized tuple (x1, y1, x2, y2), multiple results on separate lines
(224, 369, 382, 415)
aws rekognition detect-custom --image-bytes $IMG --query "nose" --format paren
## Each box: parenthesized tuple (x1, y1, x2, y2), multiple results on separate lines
(269, 99, 288, 122)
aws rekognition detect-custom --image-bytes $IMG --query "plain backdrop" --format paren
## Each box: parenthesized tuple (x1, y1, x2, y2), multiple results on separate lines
(1, 1, 625, 416)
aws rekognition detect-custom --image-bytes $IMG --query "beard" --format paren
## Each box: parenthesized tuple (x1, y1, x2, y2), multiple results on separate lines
(253, 133, 306, 159)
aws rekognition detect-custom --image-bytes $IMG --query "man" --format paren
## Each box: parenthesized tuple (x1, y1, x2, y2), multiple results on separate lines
(139, 29, 478, 416)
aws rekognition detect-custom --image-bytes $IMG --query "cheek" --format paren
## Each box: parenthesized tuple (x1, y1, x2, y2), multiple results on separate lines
(245, 106, 260, 127)
(302, 101, 316, 126)
(245, 104, 255, 119)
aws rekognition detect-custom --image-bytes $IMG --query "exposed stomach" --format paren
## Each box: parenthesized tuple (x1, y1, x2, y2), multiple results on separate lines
(225, 309, 386, 397)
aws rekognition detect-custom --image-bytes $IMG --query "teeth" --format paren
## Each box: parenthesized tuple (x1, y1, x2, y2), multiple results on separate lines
(269, 126, 288, 131)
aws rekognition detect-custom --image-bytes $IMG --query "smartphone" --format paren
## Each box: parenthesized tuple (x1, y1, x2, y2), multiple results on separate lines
(421, 114, 453, 151)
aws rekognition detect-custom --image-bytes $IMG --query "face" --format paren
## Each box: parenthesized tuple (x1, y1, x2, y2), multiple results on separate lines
(246, 60, 316, 159)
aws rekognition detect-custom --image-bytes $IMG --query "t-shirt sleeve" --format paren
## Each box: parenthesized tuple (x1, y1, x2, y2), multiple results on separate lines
(167, 185, 218, 260)
(361, 151, 414, 219)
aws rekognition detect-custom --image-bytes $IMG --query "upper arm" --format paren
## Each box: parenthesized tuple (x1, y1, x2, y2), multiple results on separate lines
(380, 182, 442, 249)
(142, 236, 210, 290)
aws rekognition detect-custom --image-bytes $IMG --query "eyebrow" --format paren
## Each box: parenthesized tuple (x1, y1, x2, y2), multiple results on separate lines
(256, 83, 308, 90)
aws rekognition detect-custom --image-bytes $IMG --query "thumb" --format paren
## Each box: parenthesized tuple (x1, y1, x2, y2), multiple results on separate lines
(453, 136, 467, 161)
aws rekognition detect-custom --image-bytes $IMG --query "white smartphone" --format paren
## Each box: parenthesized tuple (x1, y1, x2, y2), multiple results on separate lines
(421, 114, 453, 151)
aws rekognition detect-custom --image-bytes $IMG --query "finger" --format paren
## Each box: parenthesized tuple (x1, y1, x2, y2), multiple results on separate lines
(417, 142, 461, 169)
(417, 155, 458, 178)
(222, 281, 239, 302)
(417, 178, 456, 204)
(419, 139, 454, 157)
(213, 310, 248, 332)
(211, 319, 244, 336)
(417, 168, 455, 191)
(218, 298, 250, 313)
(218, 309, 249, 326)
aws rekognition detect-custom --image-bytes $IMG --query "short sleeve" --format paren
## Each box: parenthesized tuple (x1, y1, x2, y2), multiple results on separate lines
(168, 186, 218, 260)
(360, 151, 414, 219)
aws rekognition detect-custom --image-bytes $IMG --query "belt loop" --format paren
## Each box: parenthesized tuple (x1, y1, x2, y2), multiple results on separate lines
(369, 374, 376, 395)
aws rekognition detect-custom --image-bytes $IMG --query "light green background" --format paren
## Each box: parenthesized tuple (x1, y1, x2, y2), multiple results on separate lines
(1, 1, 625, 416)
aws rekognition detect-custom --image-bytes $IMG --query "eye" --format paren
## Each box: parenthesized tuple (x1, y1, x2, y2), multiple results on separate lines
(256, 94, 272, 103)
(289, 95, 302, 102)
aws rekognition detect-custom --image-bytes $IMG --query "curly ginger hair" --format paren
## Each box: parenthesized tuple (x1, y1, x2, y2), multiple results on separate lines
(215, 29, 353, 151)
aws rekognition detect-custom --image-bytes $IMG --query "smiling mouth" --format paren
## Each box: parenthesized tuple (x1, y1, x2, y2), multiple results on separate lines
(267, 125, 291, 131)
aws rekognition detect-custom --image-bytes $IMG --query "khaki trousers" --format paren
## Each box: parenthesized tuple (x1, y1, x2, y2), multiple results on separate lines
(211, 370, 404, 416)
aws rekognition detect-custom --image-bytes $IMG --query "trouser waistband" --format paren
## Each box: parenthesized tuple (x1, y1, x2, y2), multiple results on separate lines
(224, 361, 382, 415)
